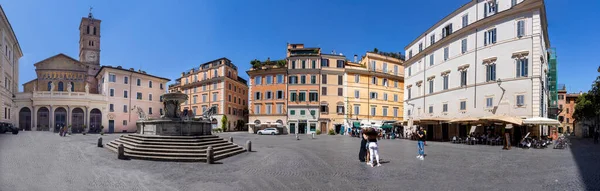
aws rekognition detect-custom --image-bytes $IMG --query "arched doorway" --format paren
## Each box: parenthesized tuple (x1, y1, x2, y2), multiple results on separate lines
(71, 108, 84, 133)
(37, 107, 49, 131)
(19, 107, 32, 131)
(54, 107, 67, 132)
(90, 109, 102, 133)
(211, 118, 218, 129)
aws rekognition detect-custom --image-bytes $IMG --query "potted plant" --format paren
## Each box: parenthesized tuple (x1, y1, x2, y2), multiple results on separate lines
(82, 125, 87, 135)
(328, 129, 335, 135)
(100, 126, 105, 135)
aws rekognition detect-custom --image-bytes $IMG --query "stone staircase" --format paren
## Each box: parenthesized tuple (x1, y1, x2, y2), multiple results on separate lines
(105, 134, 246, 162)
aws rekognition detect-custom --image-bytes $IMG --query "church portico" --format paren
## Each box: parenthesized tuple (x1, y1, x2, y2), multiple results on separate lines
(15, 91, 107, 132)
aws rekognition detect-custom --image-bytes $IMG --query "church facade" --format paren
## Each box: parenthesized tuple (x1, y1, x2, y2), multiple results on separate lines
(14, 12, 169, 133)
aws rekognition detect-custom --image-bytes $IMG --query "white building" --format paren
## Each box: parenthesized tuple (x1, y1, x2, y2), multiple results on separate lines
(0, 6, 23, 126)
(403, 0, 550, 141)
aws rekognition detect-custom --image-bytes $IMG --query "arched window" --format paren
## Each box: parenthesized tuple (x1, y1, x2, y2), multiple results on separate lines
(58, 82, 64, 91)
(93, 27, 97, 35)
(48, 81, 52, 91)
(70, 82, 75, 92)
(86, 26, 90, 34)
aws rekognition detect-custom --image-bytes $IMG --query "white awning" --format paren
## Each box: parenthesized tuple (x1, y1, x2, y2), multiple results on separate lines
(523, 117, 560, 125)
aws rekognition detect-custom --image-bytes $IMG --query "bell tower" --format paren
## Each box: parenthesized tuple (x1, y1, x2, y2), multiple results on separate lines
(79, 7, 101, 93)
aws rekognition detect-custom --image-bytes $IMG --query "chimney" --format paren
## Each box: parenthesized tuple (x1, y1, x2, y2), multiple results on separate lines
(354, 55, 357, 62)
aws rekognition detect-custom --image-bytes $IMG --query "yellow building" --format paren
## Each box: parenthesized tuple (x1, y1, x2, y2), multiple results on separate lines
(345, 52, 404, 130)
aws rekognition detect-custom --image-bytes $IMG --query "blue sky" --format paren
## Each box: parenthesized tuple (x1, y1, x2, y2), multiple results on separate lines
(2, 0, 598, 93)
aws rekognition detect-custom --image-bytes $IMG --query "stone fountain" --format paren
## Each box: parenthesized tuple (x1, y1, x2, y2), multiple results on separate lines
(106, 92, 247, 162)
(136, 92, 213, 136)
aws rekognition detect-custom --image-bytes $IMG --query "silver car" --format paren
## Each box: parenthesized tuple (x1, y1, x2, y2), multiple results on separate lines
(257, 128, 279, 135)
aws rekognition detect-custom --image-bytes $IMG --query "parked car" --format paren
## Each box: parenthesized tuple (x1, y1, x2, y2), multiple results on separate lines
(257, 128, 279, 135)
(0, 122, 19, 134)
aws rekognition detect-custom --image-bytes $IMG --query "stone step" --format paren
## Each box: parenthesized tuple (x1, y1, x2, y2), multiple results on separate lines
(112, 138, 228, 149)
(119, 136, 227, 146)
(125, 153, 206, 162)
(214, 147, 247, 161)
(104, 135, 246, 162)
(107, 141, 241, 154)
(109, 141, 233, 153)
(106, 143, 245, 161)
(129, 134, 218, 140)
(124, 135, 224, 143)
(132, 144, 238, 154)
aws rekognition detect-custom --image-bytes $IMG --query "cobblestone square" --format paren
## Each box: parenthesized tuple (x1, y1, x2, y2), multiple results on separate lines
(1, 132, 598, 191)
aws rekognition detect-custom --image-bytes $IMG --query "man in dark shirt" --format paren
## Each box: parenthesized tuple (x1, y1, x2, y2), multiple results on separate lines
(416, 127, 425, 160)
(359, 131, 368, 162)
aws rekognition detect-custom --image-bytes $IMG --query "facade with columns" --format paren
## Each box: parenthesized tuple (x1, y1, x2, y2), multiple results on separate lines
(14, 11, 168, 133)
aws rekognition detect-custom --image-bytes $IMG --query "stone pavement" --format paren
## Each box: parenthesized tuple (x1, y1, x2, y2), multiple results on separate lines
(0, 131, 598, 191)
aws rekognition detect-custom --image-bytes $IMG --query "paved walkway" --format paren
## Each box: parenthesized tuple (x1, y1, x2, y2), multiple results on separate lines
(0, 131, 598, 191)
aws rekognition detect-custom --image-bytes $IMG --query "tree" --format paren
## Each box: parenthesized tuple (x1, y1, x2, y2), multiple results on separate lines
(221, 115, 228, 132)
(573, 75, 600, 136)
(276, 60, 286, 67)
(250, 59, 261, 69)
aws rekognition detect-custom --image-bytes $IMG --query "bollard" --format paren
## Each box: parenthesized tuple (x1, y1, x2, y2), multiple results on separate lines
(229, 137, 233, 143)
(246, 140, 252, 152)
(206, 146, 214, 164)
(296, 134, 299, 140)
(312, 133, 315, 139)
(97, 137, 103, 147)
(118, 144, 126, 160)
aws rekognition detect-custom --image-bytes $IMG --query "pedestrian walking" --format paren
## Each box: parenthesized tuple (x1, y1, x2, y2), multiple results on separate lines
(416, 127, 425, 160)
(364, 128, 381, 167)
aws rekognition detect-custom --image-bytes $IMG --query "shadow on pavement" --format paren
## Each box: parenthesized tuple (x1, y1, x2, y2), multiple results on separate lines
(568, 137, 600, 190)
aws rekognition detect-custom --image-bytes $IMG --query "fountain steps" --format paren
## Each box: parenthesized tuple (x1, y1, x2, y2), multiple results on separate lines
(105, 134, 246, 162)
(128, 134, 217, 140)
(123, 135, 225, 143)
(110, 139, 231, 150)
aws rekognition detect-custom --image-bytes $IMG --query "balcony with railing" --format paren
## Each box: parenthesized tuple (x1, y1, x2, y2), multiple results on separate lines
(15, 91, 108, 101)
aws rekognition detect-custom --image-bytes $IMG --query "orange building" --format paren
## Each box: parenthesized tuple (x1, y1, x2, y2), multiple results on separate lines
(247, 44, 405, 135)
(247, 59, 287, 133)
(170, 58, 248, 131)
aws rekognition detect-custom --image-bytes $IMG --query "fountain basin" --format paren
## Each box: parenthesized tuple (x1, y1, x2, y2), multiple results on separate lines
(137, 120, 212, 136)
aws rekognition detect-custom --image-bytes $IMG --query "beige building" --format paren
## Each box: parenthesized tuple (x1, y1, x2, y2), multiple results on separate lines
(0, 5, 23, 126)
(346, 52, 404, 130)
(171, 58, 248, 131)
(15, 11, 168, 133)
(97, 66, 169, 133)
